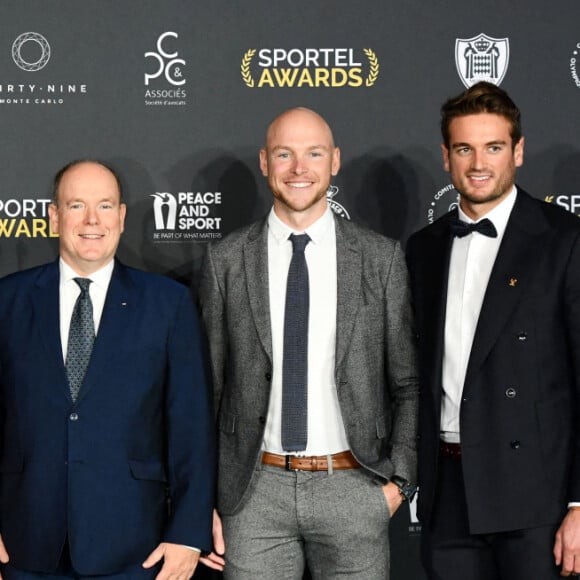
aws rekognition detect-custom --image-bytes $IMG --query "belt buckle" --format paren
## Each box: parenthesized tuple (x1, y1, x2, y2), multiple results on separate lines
(285, 455, 292, 471)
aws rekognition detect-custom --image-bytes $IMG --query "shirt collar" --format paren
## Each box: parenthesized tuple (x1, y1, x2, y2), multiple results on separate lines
(267, 204, 334, 246)
(458, 185, 517, 239)
(59, 258, 115, 291)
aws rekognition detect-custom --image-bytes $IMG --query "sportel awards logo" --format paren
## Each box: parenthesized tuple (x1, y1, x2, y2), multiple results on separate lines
(427, 184, 460, 224)
(240, 48, 379, 88)
(1, 32, 88, 106)
(144, 32, 187, 106)
(569, 42, 580, 89)
(545, 194, 580, 217)
(0, 197, 57, 238)
(151, 191, 222, 242)
(455, 33, 509, 88)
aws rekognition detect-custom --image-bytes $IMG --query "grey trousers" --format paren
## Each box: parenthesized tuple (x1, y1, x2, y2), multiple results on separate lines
(222, 463, 391, 580)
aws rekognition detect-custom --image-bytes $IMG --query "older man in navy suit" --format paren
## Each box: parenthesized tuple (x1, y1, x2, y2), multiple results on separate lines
(0, 161, 214, 580)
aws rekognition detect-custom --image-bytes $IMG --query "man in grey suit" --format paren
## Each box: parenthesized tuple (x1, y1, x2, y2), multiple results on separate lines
(198, 107, 419, 579)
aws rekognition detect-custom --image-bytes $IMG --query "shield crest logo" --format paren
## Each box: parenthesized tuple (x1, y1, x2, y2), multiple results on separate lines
(455, 33, 509, 88)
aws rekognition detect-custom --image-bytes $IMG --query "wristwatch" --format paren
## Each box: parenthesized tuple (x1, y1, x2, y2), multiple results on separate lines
(390, 475, 417, 502)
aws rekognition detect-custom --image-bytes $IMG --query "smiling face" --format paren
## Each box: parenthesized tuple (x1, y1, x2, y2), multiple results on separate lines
(260, 108, 340, 229)
(442, 112, 524, 220)
(48, 162, 126, 276)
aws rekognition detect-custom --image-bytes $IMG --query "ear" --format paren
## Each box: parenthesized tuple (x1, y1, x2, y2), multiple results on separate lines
(119, 203, 127, 234)
(48, 203, 60, 235)
(441, 143, 451, 172)
(259, 148, 268, 176)
(331, 147, 341, 176)
(514, 137, 524, 168)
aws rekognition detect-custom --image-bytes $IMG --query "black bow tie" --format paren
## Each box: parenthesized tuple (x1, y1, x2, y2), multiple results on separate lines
(449, 217, 497, 238)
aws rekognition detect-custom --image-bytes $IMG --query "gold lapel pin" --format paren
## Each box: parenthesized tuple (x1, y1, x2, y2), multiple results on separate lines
(509, 278, 518, 287)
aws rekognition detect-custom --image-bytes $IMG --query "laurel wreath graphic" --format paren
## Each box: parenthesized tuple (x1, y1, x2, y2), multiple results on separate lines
(364, 48, 379, 87)
(241, 49, 256, 87)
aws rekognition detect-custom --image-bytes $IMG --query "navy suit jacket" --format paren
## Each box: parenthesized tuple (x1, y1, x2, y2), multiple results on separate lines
(406, 189, 580, 534)
(0, 260, 214, 575)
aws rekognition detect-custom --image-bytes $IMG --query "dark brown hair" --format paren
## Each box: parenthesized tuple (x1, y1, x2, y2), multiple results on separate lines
(441, 81, 522, 149)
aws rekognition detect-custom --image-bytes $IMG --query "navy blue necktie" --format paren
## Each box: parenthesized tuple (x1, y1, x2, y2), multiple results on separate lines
(66, 278, 95, 401)
(281, 233, 310, 452)
(450, 217, 497, 238)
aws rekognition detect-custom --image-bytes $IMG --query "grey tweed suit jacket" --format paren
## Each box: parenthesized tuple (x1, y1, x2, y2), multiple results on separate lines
(199, 212, 419, 515)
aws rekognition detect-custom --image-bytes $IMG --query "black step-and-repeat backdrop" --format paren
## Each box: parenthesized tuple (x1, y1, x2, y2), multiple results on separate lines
(2, 1, 580, 578)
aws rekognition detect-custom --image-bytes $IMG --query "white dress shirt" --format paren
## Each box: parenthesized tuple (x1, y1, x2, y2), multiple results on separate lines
(263, 205, 349, 455)
(441, 187, 517, 443)
(58, 259, 114, 361)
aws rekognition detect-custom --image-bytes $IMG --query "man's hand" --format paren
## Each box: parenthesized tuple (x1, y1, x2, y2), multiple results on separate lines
(142, 542, 200, 580)
(382, 481, 404, 517)
(199, 510, 226, 572)
(554, 508, 580, 576)
(0, 534, 9, 580)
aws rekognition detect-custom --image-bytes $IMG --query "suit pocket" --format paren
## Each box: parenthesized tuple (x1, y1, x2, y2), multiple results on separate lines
(128, 459, 167, 482)
(376, 416, 388, 439)
(218, 409, 236, 434)
(536, 396, 572, 483)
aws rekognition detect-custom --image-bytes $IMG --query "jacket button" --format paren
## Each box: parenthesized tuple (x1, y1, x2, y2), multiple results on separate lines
(505, 387, 517, 398)
(265, 372, 272, 381)
(259, 416, 266, 425)
(517, 332, 527, 342)
(69, 413, 79, 421)
(510, 440, 521, 449)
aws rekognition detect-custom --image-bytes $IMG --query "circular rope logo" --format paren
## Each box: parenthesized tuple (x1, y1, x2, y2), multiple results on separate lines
(12, 32, 51, 72)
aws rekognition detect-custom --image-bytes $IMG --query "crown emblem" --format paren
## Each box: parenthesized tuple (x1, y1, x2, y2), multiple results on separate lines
(474, 37, 491, 51)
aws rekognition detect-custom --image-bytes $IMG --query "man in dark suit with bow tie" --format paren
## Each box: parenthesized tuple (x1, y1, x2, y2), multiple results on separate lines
(406, 81, 580, 579)
(0, 160, 214, 580)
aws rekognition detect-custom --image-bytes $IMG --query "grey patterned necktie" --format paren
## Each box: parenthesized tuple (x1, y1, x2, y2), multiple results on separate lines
(281, 233, 310, 452)
(66, 278, 95, 401)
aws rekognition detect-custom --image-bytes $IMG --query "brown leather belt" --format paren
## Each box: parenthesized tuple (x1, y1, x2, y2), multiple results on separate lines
(261, 450, 360, 471)
(439, 440, 462, 459)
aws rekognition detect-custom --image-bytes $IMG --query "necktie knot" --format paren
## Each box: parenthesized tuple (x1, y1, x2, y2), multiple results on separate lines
(74, 277, 92, 294)
(289, 233, 310, 253)
(450, 217, 497, 238)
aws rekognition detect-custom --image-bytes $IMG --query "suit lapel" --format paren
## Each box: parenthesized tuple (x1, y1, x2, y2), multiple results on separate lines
(464, 192, 548, 388)
(31, 261, 68, 389)
(76, 261, 139, 403)
(335, 216, 362, 370)
(417, 216, 454, 400)
(243, 219, 273, 361)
